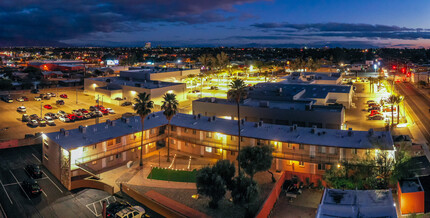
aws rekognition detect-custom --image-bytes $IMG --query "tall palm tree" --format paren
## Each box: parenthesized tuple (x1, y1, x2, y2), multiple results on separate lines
(198, 54, 213, 71)
(387, 94, 403, 126)
(161, 93, 179, 162)
(227, 79, 247, 176)
(396, 95, 404, 124)
(133, 92, 154, 166)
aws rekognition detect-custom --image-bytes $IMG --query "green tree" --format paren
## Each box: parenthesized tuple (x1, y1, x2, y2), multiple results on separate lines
(227, 79, 247, 175)
(387, 94, 403, 125)
(0, 79, 13, 90)
(231, 175, 259, 217)
(254, 61, 264, 77)
(196, 166, 226, 209)
(237, 145, 273, 180)
(212, 160, 236, 189)
(214, 52, 229, 71)
(161, 93, 178, 162)
(133, 92, 154, 166)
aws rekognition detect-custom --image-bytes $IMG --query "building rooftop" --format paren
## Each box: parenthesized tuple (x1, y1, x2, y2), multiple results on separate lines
(45, 112, 394, 151)
(316, 189, 397, 218)
(195, 97, 343, 112)
(88, 76, 182, 89)
(280, 72, 341, 84)
(249, 83, 352, 100)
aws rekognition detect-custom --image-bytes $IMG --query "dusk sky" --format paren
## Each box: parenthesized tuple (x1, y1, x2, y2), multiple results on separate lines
(1, 0, 430, 48)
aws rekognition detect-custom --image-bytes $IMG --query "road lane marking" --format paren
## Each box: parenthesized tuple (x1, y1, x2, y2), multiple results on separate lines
(9, 170, 30, 200)
(41, 170, 63, 193)
(0, 179, 13, 204)
(32, 153, 41, 163)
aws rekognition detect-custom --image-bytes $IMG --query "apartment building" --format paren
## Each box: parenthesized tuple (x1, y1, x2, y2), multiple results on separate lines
(43, 112, 394, 190)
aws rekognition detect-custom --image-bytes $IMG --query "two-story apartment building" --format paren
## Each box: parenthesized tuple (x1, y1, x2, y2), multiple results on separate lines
(43, 112, 394, 190)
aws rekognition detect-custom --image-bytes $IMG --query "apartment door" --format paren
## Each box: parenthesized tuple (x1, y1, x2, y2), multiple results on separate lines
(102, 158, 106, 168)
(122, 152, 126, 161)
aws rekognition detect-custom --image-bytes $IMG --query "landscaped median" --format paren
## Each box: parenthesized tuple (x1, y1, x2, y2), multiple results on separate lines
(147, 167, 198, 183)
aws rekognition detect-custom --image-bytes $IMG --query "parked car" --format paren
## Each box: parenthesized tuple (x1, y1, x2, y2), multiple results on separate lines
(383, 107, 396, 112)
(366, 100, 375, 104)
(60, 94, 68, 98)
(114, 206, 146, 218)
(57, 110, 67, 116)
(210, 86, 219, 90)
(95, 105, 105, 110)
(17, 96, 29, 102)
(2, 96, 13, 103)
(114, 97, 123, 101)
(31, 89, 40, 94)
(90, 111, 103, 117)
(67, 114, 77, 121)
(59, 115, 70, 122)
(22, 179, 42, 196)
(43, 95, 51, 100)
(22, 114, 30, 122)
(106, 201, 132, 217)
(17, 106, 27, 112)
(83, 113, 92, 119)
(100, 109, 109, 115)
(89, 106, 97, 111)
(368, 107, 381, 112)
(368, 110, 382, 117)
(121, 102, 132, 106)
(25, 164, 42, 178)
(44, 104, 52, 109)
(34, 96, 42, 101)
(56, 100, 65, 105)
(45, 112, 58, 119)
(28, 120, 38, 127)
(29, 114, 39, 120)
(106, 108, 115, 114)
(73, 112, 84, 120)
(79, 108, 89, 113)
(191, 90, 200, 93)
(369, 115, 384, 120)
(44, 116, 56, 126)
(37, 118, 47, 127)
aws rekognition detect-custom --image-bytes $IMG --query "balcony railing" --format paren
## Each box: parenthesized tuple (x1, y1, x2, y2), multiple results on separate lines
(173, 135, 240, 151)
(75, 134, 166, 165)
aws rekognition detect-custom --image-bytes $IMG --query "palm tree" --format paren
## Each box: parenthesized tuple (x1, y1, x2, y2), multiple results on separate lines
(198, 54, 213, 71)
(387, 94, 403, 126)
(396, 95, 404, 124)
(161, 93, 179, 162)
(227, 79, 248, 176)
(215, 52, 229, 72)
(133, 93, 154, 166)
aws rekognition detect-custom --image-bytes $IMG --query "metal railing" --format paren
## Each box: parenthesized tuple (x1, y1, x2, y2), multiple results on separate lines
(75, 134, 166, 165)
(173, 135, 240, 151)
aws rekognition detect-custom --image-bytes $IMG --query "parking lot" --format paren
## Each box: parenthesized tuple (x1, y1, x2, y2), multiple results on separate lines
(0, 144, 161, 218)
(0, 87, 136, 140)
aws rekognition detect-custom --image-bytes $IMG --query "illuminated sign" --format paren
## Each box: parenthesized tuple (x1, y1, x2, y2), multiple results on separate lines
(106, 60, 119, 66)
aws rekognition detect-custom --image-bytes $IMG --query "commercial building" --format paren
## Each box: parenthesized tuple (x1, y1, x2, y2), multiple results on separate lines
(125, 67, 200, 82)
(316, 189, 397, 217)
(248, 83, 353, 108)
(193, 97, 345, 129)
(280, 72, 342, 85)
(43, 112, 394, 190)
(84, 69, 188, 105)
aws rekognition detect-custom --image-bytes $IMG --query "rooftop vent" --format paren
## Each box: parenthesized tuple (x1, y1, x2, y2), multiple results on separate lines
(197, 114, 201, 119)
(368, 128, 374, 136)
(241, 119, 245, 125)
(258, 120, 263, 127)
(210, 97, 216, 103)
(78, 125, 87, 134)
(60, 128, 65, 135)
(348, 128, 353, 136)
(293, 124, 297, 130)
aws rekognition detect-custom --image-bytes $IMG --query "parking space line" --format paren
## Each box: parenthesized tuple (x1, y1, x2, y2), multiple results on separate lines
(9, 170, 30, 200)
(41, 190, 48, 197)
(32, 153, 41, 163)
(0, 179, 13, 204)
(2, 183, 18, 186)
(0, 201, 7, 218)
(41, 170, 63, 193)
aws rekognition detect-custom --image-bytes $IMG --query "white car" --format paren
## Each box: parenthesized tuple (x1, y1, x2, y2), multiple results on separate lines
(115, 206, 145, 218)
(44, 116, 56, 126)
(106, 108, 115, 114)
(59, 115, 70, 122)
(28, 120, 38, 127)
(17, 106, 27, 112)
(34, 97, 42, 101)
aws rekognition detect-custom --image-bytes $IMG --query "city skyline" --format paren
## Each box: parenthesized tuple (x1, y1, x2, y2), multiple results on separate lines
(1, 0, 430, 48)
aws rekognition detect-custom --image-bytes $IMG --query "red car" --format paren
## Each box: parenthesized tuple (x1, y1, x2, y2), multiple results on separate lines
(43, 104, 52, 109)
(99, 109, 109, 115)
(369, 110, 382, 117)
(95, 105, 105, 110)
(67, 114, 76, 121)
(79, 108, 89, 113)
(73, 113, 84, 120)
(60, 94, 68, 98)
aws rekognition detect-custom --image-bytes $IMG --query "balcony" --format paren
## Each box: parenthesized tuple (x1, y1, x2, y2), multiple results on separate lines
(173, 135, 239, 151)
(75, 133, 166, 165)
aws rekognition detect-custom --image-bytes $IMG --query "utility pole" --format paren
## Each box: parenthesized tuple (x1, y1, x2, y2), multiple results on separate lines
(76, 89, 78, 104)
(40, 102, 43, 118)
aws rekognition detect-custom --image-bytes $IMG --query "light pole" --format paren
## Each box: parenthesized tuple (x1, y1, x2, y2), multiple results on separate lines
(76, 88, 78, 105)
(40, 101, 43, 118)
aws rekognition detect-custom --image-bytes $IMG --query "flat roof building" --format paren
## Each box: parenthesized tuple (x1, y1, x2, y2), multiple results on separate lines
(193, 97, 345, 129)
(316, 189, 397, 218)
(43, 112, 394, 190)
(280, 72, 342, 85)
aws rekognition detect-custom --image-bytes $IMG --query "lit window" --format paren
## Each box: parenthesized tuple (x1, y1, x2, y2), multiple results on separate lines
(44, 141, 49, 149)
(299, 161, 304, 167)
(150, 129, 155, 134)
(44, 154, 49, 160)
(205, 147, 212, 153)
(318, 163, 326, 170)
(93, 144, 97, 150)
(184, 128, 188, 133)
(351, 149, 357, 154)
(206, 132, 212, 138)
(299, 144, 304, 150)
(115, 137, 121, 144)
(193, 130, 197, 135)
(92, 161, 97, 165)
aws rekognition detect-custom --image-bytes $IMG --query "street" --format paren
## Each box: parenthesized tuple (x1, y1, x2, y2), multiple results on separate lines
(396, 82, 430, 142)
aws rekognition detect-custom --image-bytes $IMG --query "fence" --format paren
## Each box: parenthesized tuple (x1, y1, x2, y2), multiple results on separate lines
(0, 137, 41, 149)
(255, 171, 286, 218)
(71, 179, 114, 194)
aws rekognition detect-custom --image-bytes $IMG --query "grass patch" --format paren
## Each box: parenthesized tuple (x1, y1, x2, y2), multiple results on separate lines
(147, 167, 198, 183)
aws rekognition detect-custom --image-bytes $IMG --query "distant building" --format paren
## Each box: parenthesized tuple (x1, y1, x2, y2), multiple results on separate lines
(193, 97, 345, 129)
(124, 67, 200, 82)
(316, 189, 397, 218)
(280, 72, 342, 85)
(41, 71, 63, 79)
(411, 72, 429, 84)
(43, 112, 394, 190)
(145, 42, 151, 49)
(28, 60, 84, 72)
(84, 69, 189, 105)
